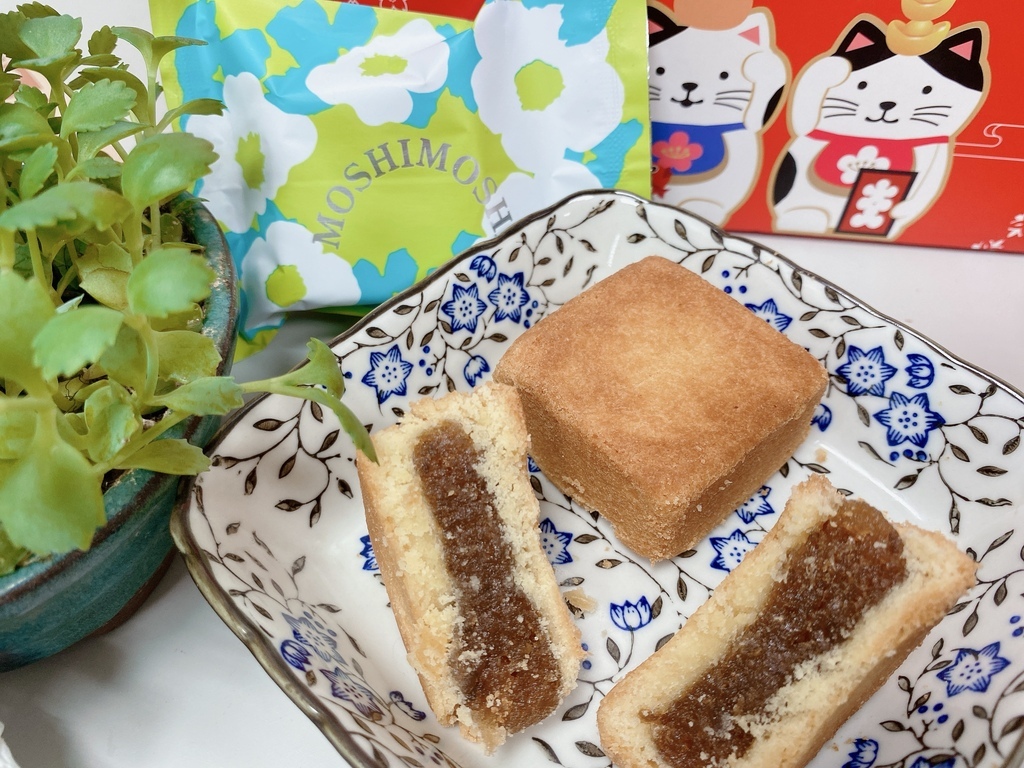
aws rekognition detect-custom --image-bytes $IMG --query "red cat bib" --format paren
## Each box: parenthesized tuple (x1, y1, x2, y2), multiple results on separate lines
(808, 129, 947, 187)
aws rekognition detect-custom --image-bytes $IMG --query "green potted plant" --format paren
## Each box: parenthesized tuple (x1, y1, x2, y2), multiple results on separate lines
(0, 6, 374, 669)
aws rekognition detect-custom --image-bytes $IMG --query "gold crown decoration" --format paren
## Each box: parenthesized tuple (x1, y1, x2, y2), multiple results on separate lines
(886, 0, 956, 55)
(652, 0, 754, 31)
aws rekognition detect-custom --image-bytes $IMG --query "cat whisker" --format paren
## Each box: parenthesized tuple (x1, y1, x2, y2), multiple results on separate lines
(712, 100, 745, 112)
(822, 113, 857, 121)
(717, 88, 753, 96)
(912, 111, 951, 118)
(910, 116, 941, 126)
(821, 104, 857, 111)
(824, 96, 858, 106)
(649, 84, 662, 92)
(913, 104, 953, 111)
(714, 95, 752, 103)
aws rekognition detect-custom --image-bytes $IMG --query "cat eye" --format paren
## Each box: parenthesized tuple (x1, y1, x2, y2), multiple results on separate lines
(923, 85, 933, 94)
(857, 81, 867, 90)
(719, 71, 729, 80)
(655, 66, 665, 76)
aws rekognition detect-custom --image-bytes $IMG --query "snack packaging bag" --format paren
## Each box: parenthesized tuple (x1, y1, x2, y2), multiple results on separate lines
(151, 0, 651, 356)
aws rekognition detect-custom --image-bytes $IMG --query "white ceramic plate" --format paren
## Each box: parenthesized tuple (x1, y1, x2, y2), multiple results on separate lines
(173, 190, 1024, 768)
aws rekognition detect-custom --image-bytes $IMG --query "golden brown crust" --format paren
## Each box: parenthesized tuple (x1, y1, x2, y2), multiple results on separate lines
(494, 255, 828, 560)
(596, 475, 978, 768)
(356, 383, 584, 752)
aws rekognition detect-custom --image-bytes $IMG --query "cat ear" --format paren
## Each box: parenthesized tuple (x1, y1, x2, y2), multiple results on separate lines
(737, 9, 770, 47)
(648, 7, 683, 45)
(940, 26, 984, 64)
(835, 18, 887, 55)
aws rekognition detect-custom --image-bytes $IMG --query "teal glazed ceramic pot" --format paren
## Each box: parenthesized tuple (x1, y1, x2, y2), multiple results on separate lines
(0, 194, 238, 671)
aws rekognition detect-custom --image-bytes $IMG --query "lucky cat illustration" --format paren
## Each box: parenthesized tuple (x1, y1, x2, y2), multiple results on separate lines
(648, 7, 788, 225)
(771, 16, 989, 239)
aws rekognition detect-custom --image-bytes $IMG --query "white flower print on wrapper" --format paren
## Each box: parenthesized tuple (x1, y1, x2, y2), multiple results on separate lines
(240, 220, 361, 333)
(305, 18, 449, 127)
(187, 72, 317, 233)
(472, 2, 624, 175)
(481, 159, 603, 235)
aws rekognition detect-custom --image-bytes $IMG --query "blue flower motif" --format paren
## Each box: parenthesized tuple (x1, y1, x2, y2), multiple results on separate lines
(280, 638, 312, 670)
(838, 346, 898, 397)
(539, 518, 572, 565)
(470, 253, 498, 281)
(527, 456, 541, 473)
(745, 298, 792, 332)
(359, 534, 378, 572)
(735, 486, 774, 524)
(442, 282, 487, 332)
(488, 272, 530, 322)
(463, 355, 490, 386)
(710, 529, 757, 572)
(322, 667, 383, 718)
(610, 596, 653, 632)
(842, 738, 878, 768)
(812, 402, 832, 432)
(389, 691, 426, 721)
(938, 642, 1011, 696)
(874, 392, 944, 448)
(284, 611, 344, 664)
(361, 345, 413, 404)
(906, 353, 936, 389)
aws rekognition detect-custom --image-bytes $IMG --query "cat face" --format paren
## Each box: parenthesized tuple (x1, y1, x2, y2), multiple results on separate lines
(810, 19, 986, 140)
(648, 9, 785, 129)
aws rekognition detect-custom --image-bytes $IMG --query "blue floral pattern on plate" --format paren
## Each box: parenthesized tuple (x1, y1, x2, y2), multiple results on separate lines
(174, 190, 1024, 768)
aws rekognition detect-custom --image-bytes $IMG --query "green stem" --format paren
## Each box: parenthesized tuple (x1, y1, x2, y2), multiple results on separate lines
(26, 230, 59, 305)
(93, 408, 189, 476)
(124, 210, 145, 267)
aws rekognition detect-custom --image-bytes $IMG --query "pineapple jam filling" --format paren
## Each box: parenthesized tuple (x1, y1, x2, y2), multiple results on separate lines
(646, 500, 908, 767)
(413, 420, 562, 731)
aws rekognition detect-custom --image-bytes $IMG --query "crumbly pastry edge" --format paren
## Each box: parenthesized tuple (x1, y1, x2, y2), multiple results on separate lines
(596, 474, 978, 768)
(356, 382, 584, 752)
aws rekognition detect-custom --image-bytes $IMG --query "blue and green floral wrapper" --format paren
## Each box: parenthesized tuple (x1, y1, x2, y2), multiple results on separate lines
(150, 0, 651, 357)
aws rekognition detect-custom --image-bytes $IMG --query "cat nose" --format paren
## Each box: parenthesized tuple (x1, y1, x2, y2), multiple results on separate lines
(879, 100, 897, 111)
(683, 82, 698, 92)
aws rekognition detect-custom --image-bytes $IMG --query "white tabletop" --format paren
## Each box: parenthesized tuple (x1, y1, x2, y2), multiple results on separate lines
(2, 3, 1024, 765)
(1, 231, 1022, 768)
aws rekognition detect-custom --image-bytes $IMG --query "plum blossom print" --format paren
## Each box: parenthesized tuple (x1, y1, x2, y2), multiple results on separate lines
(653, 131, 704, 173)
(359, 535, 378, 572)
(539, 518, 572, 566)
(284, 611, 345, 664)
(187, 72, 316, 233)
(389, 691, 426, 721)
(839, 346, 898, 397)
(305, 18, 449, 127)
(874, 392, 944, 448)
(838, 144, 890, 185)
(710, 529, 757, 572)
(280, 638, 312, 670)
(323, 667, 383, 718)
(842, 738, 878, 768)
(441, 283, 487, 333)
(488, 272, 530, 322)
(610, 597, 653, 632)
(745, 298, 792, 332)
(735, 486, 774, 524)
(906, 353, 936, 389)
(812, 403, 832, 431)
(362, 345, 414, 404)
(470, 254, 498, 281)
(463, 355, 490, 386)
(937, 643, 1011, 696)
